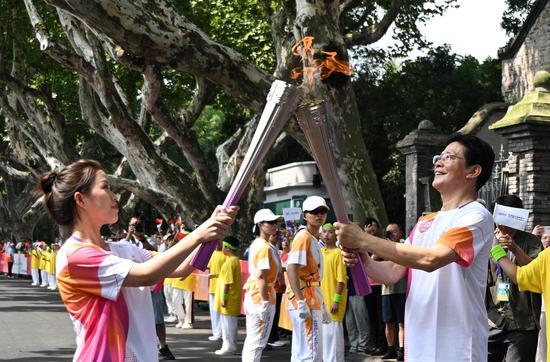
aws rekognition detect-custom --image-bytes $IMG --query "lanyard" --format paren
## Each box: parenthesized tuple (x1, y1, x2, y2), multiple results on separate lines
(496, 251, 513, 279)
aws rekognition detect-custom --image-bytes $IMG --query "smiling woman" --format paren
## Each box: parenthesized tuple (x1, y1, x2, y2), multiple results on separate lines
(35, 159, 238, 362)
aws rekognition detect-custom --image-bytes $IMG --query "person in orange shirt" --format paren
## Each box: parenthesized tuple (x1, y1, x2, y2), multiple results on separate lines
(242, 209, 283, 361)
(286, 196, 331, 361)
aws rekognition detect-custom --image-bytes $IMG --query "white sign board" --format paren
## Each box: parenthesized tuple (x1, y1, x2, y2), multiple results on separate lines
(493, 203, 530, 231)
(283, 207, 302, 222)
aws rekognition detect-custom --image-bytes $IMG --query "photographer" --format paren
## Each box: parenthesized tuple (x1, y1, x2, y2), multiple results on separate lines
(125, 216, 156, 251)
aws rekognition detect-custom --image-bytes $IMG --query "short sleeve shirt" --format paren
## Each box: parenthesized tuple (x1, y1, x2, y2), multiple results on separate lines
(56, 237, 157, 362)
(214, 255, 242, 316)
(404, 201, 494, 362)
(286, 229, 323, 310)
(245, 237, 279, 304)
(518, 248, 550, 358)
(207, 250, 227, 294)
(321, 247, 347, 321)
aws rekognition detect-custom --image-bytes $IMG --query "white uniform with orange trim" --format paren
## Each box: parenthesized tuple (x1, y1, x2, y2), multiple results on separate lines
(242, 237, 280, 362)
(286, 229, 324, 362)
(405, 201, 493, 362)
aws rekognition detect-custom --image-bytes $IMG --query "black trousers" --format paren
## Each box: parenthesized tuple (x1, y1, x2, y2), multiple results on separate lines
(488, 329, 538, 362)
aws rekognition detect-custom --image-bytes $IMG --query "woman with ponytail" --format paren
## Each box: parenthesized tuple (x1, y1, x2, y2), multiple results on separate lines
(37, 159, 237, 361)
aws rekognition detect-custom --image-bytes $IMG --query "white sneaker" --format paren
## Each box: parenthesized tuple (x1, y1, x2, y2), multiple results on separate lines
(31, 283, 38, 286)
(214, 348, 236, 355)
(164, 315, 177, 323)
(175, 322, 183, 328)
(268, 340, 286, 347)
(40, 284, 48, 287)
(208, 335, 221, 341)
(182, 323, 193, 329)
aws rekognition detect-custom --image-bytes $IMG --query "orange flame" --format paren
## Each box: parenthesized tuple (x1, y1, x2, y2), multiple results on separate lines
(291, 36, 351, 87)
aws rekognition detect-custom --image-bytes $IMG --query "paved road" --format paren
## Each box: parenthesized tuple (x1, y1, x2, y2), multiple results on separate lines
(0, 276, 383, 361)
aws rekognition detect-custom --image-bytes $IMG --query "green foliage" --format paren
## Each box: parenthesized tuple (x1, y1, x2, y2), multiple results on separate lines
(192, 105, 225, 168)
(354, 46, 502, 225)
(343, 0, 458, 58)
(181, 0, 275, 72)
(501, 0, 536, 37)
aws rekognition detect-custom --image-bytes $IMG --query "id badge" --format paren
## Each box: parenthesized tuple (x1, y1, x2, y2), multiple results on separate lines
(497, 281, 511, 302)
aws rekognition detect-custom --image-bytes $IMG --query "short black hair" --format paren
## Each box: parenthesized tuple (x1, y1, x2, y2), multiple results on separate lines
(496, 194, 523, 209)
(446, 133, 495, 191)
(364, 217, 379, 228)
(224, 235, 240, 249)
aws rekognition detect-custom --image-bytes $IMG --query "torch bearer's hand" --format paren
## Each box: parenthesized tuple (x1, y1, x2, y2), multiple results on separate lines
(341, 247, 370, 269)
(334, 222, 366, 251)
(194, 206, 239, 243)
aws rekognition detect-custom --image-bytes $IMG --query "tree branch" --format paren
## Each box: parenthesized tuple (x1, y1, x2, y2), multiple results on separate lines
(344, 0, 403, 46)
(44, 0, 273, 112)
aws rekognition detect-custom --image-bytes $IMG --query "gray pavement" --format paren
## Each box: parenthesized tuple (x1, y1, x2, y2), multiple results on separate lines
(0, 276, 382, 361)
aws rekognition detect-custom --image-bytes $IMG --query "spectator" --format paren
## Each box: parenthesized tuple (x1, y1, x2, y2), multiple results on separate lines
(380, 224, 406, 361)
(213, 236, 242, 355)
(206, 241, 227, 341)
(486, 195, 542, 362)
(320, 223, 347, 361)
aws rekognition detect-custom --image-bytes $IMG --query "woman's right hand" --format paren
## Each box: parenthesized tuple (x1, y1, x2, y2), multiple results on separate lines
(195, 206, 239, 243)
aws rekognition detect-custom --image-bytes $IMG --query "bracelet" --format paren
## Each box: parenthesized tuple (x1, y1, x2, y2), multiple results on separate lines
(333, 293, 343, 303)
(222, 292, 228, 301)
(491, 245, 507, 262)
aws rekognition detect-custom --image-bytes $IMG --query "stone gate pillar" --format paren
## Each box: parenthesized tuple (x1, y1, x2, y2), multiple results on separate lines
(397, 120, 447, 234)
(490, 71, 550, 230)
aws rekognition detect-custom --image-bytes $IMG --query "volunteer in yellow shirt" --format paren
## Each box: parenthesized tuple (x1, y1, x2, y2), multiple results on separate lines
(47, 244, 59, 290)
(492, 238, 550, 359)
(242, 209, 282, 361)
(171, 230, 195, 329)
(213, 236, 242, 355)
(286, 196, 330, 361)
(207, 241, 227, 341)
(320, 223, 347, 361)
(30, 244, 42, 286)
(39, 244, 50, 288)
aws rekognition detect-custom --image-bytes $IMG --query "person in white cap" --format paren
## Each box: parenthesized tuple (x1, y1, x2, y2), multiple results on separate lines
(242, 209, 283, 361)
(286, 195, 330, 361)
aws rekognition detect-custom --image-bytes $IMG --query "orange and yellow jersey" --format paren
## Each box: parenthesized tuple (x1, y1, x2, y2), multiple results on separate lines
(285, 229, 323, 310)
(243, 237, 280, 305)
(31, 247, 41, 269)
(207, 250, 227, 294)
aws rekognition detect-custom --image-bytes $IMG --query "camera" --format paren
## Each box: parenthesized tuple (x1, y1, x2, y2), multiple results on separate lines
(134, 223, 144, 233)
(385, 230, 393, 240)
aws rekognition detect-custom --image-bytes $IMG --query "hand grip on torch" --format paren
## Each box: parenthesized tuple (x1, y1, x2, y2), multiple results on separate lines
(191, 80, 300, 270)
(295, 101, 372, 296)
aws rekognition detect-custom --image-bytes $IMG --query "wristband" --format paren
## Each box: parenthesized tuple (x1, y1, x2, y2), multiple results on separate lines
(491, 244, 507, 262)
(333, 293, 343, 303)
(222, 292, 228, 301)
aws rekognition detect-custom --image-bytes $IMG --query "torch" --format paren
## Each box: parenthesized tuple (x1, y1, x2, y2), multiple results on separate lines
(191, 80, 301, 270)
(295, 101, 372, 296)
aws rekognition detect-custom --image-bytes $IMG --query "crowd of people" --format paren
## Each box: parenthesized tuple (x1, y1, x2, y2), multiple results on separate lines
(1, 133, 550, 362)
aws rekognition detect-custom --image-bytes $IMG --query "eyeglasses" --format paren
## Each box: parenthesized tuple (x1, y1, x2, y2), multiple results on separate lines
(306, 208, 328, 215)
(432, 153, 464, 165)
(262, 220, 277, 225)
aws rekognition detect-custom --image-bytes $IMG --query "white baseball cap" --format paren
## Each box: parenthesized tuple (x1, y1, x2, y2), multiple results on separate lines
(254, 209, 283, 224)
(302, 196, 329, 212)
